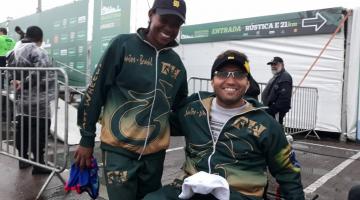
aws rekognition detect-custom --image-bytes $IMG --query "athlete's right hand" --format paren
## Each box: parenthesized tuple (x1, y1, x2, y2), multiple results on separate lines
(74, 145, 94, 169)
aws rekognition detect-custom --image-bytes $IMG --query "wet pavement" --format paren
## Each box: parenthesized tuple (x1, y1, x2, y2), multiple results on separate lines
(1, 134, 360, 200)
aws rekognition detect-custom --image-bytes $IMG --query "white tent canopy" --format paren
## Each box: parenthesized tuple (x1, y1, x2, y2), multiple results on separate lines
(176, 33, 345, 133)
(173, 7, 360, 141)
(345, 7, 360, 141)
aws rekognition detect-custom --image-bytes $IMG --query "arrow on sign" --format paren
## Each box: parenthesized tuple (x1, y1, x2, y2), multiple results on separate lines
(302, 12, 327, 32)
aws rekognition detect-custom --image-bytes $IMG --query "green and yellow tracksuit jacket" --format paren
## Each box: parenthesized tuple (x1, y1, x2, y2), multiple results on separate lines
(173, 92, 304, 200)
(78, 28, 188, 157)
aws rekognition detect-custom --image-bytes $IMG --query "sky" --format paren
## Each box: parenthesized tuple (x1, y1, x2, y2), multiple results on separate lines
(1, 0, 360, 29)
(0, 0, 74, 22)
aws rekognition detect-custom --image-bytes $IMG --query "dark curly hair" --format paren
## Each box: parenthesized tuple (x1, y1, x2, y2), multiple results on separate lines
(0, 27, 7, 35)
(25, 26, 43, 43)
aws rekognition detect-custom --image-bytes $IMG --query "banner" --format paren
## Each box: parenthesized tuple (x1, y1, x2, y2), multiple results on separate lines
(5, 1, 89, 87)
(181, 7, 343, 44)
(91, 0, 131, 72)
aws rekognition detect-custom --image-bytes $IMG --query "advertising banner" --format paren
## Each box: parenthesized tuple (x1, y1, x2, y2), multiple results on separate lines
(181, 7, 343, 44)
(6, 1, 89, 86)
(91, 0, 131, 72)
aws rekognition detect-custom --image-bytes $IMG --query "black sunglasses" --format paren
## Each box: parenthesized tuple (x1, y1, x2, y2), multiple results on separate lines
(213, 71, 248, 80)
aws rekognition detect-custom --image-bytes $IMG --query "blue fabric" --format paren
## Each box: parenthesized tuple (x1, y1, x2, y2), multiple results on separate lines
(64, 157, 99, 199)
(290, 150, 301, 168)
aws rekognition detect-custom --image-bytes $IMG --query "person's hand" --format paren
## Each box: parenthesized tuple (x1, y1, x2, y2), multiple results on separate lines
(10, 80, 21, 91)
(74, 145, 94, 169)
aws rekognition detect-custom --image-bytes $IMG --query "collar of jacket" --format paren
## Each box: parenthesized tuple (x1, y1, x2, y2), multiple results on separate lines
(136, 28, 179, 50)
(20, 38, 33, 43)
(196, 91, 267, 114)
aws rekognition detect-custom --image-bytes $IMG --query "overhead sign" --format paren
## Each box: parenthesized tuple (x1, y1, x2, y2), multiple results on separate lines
(180, 7, 343, 44)
(302, 12, 327, 31)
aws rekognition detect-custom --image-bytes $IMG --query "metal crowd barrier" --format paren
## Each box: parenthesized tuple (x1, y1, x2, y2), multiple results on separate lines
(0, 67, 69, 199)
(188, 77, 319, 138)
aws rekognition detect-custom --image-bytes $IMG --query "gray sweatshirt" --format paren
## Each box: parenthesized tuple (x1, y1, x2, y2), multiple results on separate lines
(6, 40, 55, 118)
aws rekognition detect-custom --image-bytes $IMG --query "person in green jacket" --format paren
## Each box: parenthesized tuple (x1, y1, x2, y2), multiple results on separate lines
(74, 0, 188, 200)
(0, 27, 15, 66)
(144, 50, 304, 200)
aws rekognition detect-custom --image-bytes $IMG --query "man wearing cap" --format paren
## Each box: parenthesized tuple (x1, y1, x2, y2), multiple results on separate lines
(144, 50, 304, 200)
(7, 26, 55, 175)
(75, 0, 188, 199)
(261, 56, 293, 125)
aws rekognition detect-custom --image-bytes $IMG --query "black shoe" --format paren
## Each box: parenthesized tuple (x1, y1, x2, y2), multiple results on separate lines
(19, 160, 31, 169)
(32, 166, 52, 175)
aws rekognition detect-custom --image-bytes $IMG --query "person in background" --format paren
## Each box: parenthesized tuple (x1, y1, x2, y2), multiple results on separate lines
(0, 27, 15, 66)
(75, 0, 188, 199)
(144, 50, 304, 200)
(15, 26, 25, 40)
(12, 26, 26, 50)
(261, 56, 292, 125)
(7, 26, 55, 175)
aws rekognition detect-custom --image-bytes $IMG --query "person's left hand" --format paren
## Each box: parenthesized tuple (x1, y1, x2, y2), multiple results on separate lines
(10, 80, 21, 90)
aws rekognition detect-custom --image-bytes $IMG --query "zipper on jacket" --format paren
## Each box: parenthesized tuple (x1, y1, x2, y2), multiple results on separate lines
(138, 50, 159, 160)
(196, 93, 218, 174)
(137, 34, 177, 160)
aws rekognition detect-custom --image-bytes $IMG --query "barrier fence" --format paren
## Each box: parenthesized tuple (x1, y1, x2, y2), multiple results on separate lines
(188, 77, 319, 138)
(0, 67, 69, 200)
(0, 73, 320, 199)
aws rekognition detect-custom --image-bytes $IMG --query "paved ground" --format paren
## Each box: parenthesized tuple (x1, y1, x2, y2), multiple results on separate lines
(1, 133, 360, 200)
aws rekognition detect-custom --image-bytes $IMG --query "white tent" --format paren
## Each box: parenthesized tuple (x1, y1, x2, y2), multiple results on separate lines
(173, 7, 360, 141)
(345, 7, 360, 141)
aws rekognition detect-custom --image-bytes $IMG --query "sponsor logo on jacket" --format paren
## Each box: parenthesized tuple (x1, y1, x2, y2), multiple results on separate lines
(232, 116, 267, 137)
(161, 62, 181, 80)
(124, 54, 153, 66)
(184, 107, 207, 117)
